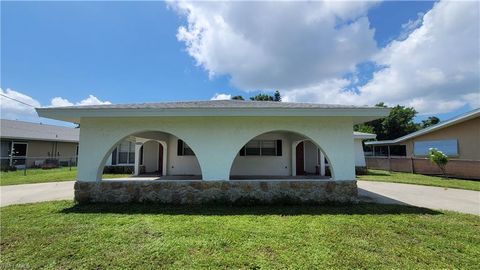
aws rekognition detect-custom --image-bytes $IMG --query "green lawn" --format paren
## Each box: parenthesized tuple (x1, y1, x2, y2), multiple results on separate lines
(1, 201, 478, 269)
(0, 167, 130, 186)
(358, 169, 480, 191)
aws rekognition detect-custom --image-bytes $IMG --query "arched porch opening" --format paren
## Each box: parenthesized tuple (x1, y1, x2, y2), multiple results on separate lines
(229, 130, 333, 180)
(99, 130, 202, 180)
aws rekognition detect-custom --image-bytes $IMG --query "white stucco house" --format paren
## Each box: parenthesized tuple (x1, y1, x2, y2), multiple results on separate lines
(37, 100, 388, 204)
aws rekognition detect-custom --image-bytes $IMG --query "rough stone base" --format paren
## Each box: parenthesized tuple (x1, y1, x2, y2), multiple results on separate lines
(74, 180, 358, 205)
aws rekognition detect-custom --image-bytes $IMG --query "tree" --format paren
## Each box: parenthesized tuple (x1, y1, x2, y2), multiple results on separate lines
(231, 95, 245, 100)
(353, 124, 374, 134)
(421, 116, 440, 128)
(273, 90, 281, 102)
(249, 91, 282, 102)
(381, 105, 418, 140)
(355, 103, 419, 140)
(428, 148, 449, 178)
(250, 93, 274, 101)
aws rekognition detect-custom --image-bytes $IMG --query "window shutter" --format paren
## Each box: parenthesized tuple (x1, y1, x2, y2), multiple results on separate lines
(177, 139, 183, 156)
(239, 146, 246, 156)
(112, 148, 117, 165)
(276, 140, 282, 156)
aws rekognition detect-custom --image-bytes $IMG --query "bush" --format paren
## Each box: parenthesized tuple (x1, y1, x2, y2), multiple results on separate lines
(42, 159, 59, 169)
(103, 165, 135, 174)
(355, 166, 368, 175)
(428, 148, 449, 178)
(1, 164, 17, 172)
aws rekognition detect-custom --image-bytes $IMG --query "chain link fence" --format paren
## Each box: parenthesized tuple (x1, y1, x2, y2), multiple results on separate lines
(0, 156, 78, 175)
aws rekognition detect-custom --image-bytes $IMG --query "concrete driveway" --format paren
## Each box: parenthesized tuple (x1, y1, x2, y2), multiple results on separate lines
(358, 181, 480, 215)
(1, 180, 479, 215)
(1, 181, 75, 207)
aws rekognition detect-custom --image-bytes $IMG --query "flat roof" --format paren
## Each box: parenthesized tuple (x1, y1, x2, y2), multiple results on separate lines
(0, 119, 79, 143)
(36, 100, 390, 124)
(366, 108, 480, 146)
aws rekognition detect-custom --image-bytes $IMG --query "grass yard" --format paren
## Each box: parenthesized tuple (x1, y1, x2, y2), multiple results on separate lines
(0, 167, 130, 186)
(358, 169, 480, 191)
(1, 201, 479, 269)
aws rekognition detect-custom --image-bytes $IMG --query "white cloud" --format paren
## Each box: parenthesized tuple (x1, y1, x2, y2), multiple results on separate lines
(210, 93, 232, 100)
(357, 1, 480, 114)
(50, 97, 74, 107)
(172, 1, 480, 115)
(50, 94, 111, 107)
(172, 1, 378, 90)
(1, 88, 111, 123)
(0, 88, 41, 121)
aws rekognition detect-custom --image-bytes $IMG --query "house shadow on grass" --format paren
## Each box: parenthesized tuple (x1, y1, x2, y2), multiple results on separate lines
(60, 202, 441, 216)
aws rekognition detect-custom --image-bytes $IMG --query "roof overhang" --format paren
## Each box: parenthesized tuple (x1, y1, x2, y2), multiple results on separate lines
(353, 132, 377, 140)
(0, 136, 78, 143)
(36, 106, 390, 124)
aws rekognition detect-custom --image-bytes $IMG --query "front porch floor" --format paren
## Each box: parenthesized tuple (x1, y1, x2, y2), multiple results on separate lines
(103, 175, 331, 181)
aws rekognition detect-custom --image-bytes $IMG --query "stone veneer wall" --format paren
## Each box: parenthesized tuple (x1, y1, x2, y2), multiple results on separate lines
(75, 180, 358, 205)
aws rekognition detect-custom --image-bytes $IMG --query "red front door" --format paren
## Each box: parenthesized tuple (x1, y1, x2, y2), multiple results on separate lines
(296, 142, 304, 175)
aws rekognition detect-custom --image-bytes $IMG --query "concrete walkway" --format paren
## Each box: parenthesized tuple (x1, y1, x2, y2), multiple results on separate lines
(358, 181, 480, 215)
(1, 180, 479, 215)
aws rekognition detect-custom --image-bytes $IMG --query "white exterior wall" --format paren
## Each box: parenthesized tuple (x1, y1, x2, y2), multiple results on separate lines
(167, 135, 202, 176)
(143, 140, 159, 173)
(304, 140, 318, 174)
(77, 116, 355, 181)
(230, 133, 291, 176)
(354, 138, 367, 167)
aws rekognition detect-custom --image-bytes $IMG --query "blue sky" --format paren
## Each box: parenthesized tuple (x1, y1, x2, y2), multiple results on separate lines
(1, 1, 478, 125)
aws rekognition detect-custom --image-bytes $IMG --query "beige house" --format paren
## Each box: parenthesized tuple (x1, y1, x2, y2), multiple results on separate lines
(365, 108, 480, 179)
(0, 119, 79, 169)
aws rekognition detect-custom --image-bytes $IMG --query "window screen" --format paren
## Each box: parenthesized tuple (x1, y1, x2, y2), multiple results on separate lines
(177, 140, 195, 156)
(245, 140, 261, 156)
(118, 141, 135, 164)
(240, 140, 282, 156)
(183, 143, 195, 156)
(389, 145, 407, 156)
(414, 139, 458, 156)
(261, 140, 276, 156)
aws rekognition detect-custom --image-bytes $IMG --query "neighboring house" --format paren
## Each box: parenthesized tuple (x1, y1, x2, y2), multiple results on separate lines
(37, 100, 388, 204)
(353, 131, 376, 168)
(0, 119, 79, 169)
(365, 108, 480, 179)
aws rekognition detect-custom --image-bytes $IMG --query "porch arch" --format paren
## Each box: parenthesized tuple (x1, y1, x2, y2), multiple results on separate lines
(94, 130, 203, 181)
(227, 130, 335, 180)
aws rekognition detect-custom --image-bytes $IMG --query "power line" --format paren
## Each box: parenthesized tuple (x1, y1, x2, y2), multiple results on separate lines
(0, 93, 37, 108)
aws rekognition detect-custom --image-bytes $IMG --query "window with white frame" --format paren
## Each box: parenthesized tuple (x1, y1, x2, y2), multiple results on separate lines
(239, 140, 282, 156)
(113, 141, 135, 165)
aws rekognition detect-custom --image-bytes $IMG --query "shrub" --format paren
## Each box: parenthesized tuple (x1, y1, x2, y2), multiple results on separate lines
(0, 165, 17, 172)
(355, 166, 368, 175)
(103, 165, 135, 174)
(428, 148, 449, 178)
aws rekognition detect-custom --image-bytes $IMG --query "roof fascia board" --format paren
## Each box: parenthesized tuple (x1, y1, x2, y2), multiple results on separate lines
(36, 107, 390, 123)
(0, 136, 78, 143)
